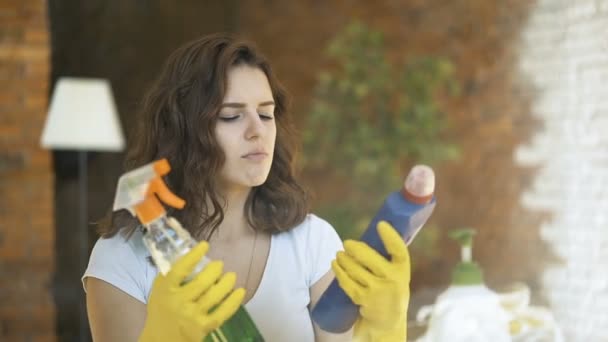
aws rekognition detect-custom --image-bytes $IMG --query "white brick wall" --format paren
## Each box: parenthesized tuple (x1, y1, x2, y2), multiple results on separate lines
(516, 0, 608, 340)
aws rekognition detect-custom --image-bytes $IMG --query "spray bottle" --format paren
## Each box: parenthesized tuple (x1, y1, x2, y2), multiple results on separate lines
(113, 158, 264, 342)
(311, 165, 437, 333)
(414, 229, 511, 342)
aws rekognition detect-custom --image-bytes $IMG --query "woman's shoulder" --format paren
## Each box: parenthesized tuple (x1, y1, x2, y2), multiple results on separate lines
(276, 213, 343, 254)
(281, 213, 338, 240)
(91, 228, 150, 261)
(86, 228, 153, 282)
(275, 214, 343, 286)
(83, 228, 154, 303)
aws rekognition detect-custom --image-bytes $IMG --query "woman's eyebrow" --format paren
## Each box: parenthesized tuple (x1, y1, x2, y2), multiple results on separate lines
(220, 100, 275, 108)
(258, 101, 275, 107)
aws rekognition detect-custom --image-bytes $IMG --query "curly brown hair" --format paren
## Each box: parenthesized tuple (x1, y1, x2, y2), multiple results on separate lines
(98, 33, 309, 240)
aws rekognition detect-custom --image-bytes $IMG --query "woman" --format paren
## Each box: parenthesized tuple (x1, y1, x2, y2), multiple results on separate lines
(84, 33, 410, 341)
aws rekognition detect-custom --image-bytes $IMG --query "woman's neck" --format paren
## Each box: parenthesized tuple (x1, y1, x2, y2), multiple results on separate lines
(209, 187, 255, 243)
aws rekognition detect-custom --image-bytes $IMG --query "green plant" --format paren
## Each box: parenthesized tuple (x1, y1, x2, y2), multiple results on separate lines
(302, 21, 459, 246)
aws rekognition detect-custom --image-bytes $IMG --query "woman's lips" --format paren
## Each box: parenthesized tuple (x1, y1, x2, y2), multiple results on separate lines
(242, 152, 268, 162)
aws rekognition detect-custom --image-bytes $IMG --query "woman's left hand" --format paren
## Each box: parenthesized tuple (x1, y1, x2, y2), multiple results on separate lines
(332, 220, 410, 341)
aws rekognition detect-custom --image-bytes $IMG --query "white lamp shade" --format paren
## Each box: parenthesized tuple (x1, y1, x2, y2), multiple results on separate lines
(41, 77, 125, 151)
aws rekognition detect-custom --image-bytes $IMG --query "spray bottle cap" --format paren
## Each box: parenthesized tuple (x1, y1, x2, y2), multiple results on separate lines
(402, 164, 435, 204)
(113, 159, 185, 224)
(449, 228, 484, 285)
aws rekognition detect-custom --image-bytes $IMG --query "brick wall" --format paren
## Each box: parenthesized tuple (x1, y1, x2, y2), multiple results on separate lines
(238, 0, 553, 304)
(516, 1, 608, 340)
(0, 0, 55, 341)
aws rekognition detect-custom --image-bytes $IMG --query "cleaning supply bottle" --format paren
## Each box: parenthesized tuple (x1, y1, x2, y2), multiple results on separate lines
(415, 229, 510, 342)
(113, 158, 264, 342)
(311, 165, 437, 333)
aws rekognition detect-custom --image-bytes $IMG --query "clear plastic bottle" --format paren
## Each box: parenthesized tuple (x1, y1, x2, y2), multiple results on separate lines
(113, 159, 264, 342)
(142, 215, 264, 342)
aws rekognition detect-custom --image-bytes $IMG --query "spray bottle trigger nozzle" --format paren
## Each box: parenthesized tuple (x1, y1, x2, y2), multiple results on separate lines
(149, 177, 185, 209)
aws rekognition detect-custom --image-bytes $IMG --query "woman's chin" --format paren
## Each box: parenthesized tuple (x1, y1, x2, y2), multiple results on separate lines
(233, 176, 269, 189)
(220, 171, 271, 190)
(249, 176, 269, 187)
(244, 170, 271, 187)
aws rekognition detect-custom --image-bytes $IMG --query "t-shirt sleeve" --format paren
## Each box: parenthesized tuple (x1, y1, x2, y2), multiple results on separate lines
(82, 234, 149, 304)
(306, 215, 344, 286)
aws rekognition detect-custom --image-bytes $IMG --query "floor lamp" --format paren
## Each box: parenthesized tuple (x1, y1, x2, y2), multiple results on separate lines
(41, 77, 124, 342)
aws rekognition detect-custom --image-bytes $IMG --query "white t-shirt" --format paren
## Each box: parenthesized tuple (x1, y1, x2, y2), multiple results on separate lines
(82, 214, 343, 342)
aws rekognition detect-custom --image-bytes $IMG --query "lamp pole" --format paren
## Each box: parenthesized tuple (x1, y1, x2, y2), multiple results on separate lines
(41, 77, 124, 342)
(78, 150, 89, 342)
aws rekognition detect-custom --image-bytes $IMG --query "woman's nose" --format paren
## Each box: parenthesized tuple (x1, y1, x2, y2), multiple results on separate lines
(245, 112, 264, 140)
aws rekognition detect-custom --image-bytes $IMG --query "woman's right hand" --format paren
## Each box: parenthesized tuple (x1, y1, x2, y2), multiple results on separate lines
(139, 241, 245, 342)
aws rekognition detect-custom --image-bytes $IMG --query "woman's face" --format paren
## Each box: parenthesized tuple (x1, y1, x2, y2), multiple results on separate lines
(215, 65, 277, 192)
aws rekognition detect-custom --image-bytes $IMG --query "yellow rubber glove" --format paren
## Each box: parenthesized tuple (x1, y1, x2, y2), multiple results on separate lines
(139, 241, 246, 342)
(332, 221, 411, 342)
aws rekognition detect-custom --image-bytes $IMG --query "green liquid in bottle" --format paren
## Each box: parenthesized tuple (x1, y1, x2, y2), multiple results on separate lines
(204, 306, 264, 342)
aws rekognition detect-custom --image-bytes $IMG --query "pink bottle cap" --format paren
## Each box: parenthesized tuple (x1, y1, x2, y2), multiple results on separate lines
(401, 165, 435, 204)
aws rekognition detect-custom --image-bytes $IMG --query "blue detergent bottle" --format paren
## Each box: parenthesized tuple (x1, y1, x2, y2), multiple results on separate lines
(311, 165, 437, 333)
